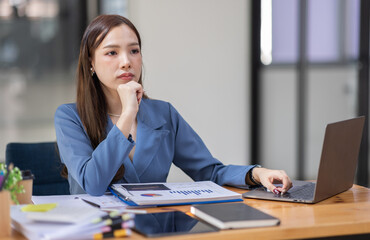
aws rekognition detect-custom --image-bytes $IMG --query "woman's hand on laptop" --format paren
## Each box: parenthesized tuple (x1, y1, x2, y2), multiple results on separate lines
(252, 168, 293, 194)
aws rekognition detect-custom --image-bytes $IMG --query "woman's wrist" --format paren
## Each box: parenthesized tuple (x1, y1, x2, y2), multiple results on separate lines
(247, 165, 262, 186)
(116, 113, 136, 137)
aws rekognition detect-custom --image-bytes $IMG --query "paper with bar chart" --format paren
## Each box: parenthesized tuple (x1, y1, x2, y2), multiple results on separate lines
(109, 181, 242, 207)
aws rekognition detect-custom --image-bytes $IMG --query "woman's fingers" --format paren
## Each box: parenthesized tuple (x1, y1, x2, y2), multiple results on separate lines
(280, 172, 293, 193)
(253, 168, 293, 194)
(136, 87, 143, 104)
(117, 81, 143, 113)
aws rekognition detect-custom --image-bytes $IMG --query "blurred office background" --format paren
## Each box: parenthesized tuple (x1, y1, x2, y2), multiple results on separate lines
(0, 0, 369, 186)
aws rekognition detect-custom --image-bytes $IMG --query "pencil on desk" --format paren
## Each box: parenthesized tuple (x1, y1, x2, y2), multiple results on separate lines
(81, 198, 101, 208)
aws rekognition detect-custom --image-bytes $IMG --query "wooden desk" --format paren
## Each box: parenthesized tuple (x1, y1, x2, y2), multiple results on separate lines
(5, 185, 370, 240)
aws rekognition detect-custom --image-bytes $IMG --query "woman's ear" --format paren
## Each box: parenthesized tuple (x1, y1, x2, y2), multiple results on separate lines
(90, 60, 95, 72)
(89, 56, 94, 68)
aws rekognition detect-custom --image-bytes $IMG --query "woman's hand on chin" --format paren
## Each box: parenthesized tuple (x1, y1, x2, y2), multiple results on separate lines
(117, 81, 143, 115)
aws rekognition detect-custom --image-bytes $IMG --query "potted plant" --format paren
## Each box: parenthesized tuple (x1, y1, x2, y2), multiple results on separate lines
(0, 162, 24, 204)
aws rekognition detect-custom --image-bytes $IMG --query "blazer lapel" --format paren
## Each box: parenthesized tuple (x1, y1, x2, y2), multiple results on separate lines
(133, 124, 169, 178)
(122, 157, 140, 183)
(133, 100, 169, 178)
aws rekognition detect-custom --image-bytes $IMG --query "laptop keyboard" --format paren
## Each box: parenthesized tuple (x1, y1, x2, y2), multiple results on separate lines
(284, 182, 315, 200)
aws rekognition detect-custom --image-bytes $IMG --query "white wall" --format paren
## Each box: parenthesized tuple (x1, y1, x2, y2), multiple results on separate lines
(0, 1, 251, 183)
(128, 0, 250, 181)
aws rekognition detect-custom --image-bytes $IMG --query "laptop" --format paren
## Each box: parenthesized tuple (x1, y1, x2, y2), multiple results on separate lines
(243, 116, 365, 203)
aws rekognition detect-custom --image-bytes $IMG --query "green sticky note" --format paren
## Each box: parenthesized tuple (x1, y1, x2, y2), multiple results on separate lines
(21, 203, 57, 212)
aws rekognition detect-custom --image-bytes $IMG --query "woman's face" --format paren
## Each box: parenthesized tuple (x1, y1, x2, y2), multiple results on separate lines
(91, 24, 142, 94)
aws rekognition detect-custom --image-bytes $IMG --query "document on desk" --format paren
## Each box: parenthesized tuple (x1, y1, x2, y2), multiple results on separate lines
(32, 193, 128, 210)
(25, 199, 106, 224)
(109, 181, 243, 206)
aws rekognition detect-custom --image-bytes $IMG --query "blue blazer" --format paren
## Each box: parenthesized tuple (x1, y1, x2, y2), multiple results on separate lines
(55, 99, 253, 195)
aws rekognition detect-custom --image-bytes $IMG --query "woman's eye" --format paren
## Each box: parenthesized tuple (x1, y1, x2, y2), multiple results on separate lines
(131, 49, 140, 54)
(107, 51, 117, 56)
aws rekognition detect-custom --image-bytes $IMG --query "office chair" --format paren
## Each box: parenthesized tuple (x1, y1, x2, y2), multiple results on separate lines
(5, 142, 70, 195)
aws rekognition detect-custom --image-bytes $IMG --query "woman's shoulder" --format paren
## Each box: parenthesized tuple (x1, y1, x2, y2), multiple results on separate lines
(140, 98, 178, 121)
(55, 103, 78, 119)
(56, 103, 77, 113)
(142, 98, 179, 115)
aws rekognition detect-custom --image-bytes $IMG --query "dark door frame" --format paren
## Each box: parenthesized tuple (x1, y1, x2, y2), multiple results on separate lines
(357, 0, 370, 187)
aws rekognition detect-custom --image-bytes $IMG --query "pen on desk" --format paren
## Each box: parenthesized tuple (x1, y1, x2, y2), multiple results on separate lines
(81, 198, 101, 208)
(93, 228, 132, 239)
(0, 163, 13, 191)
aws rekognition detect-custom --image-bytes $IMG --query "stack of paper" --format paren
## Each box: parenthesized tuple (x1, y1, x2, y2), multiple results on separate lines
(11, 199, 107, 240)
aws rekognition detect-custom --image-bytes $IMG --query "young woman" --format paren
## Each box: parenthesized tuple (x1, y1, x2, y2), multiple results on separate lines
(55, 15, 292, 196)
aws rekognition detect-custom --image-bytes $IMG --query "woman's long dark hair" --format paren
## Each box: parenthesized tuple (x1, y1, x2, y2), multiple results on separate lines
(61, 15, 147, 181)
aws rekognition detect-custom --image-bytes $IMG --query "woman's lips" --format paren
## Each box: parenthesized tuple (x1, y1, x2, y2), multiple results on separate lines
(118, 73, 134, 81)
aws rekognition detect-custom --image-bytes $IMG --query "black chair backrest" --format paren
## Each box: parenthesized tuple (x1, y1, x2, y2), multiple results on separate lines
(5, 142, 70, 195)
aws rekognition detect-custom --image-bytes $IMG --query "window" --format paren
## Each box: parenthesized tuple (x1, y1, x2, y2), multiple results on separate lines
(261, 0, 360, 64)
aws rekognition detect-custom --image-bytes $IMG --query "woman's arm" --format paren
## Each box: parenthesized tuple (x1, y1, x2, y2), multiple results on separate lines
(55, 104, 135, 196)
(168, 103, 252, 186)
(168, 103, 292, 192)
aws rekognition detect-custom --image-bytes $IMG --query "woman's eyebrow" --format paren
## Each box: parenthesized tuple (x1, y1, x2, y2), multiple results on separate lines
(103, 42, 139, 49)
(103, 44, 120, 49)
(128, 42, 139, 47)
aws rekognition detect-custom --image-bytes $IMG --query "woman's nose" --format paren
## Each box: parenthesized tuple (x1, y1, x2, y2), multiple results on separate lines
(120, 54, 131, 69)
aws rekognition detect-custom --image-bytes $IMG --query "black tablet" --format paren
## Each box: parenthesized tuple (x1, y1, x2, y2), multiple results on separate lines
(133, 211, 219, 237)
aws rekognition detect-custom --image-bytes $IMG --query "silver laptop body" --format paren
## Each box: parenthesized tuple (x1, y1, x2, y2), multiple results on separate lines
(242, 117, 365, 204)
